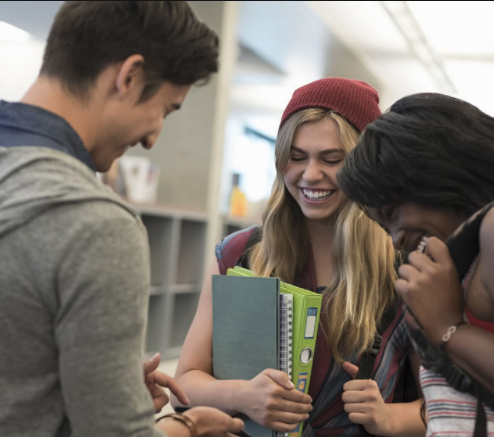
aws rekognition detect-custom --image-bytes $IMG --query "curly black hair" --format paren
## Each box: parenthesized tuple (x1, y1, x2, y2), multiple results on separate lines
(338, 93, 494, 217)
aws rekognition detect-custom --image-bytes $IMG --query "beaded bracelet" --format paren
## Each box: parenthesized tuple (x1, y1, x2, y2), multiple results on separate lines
(156, 412, 198, 437)
(440, 321, 467, 351)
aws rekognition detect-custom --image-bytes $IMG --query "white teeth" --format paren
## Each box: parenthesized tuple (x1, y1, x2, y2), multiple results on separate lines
(416, 236, 429, 253)
(302, 189, 333, 200)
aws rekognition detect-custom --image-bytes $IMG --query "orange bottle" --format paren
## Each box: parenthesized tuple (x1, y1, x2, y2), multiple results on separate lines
(229, 173, 247, 217)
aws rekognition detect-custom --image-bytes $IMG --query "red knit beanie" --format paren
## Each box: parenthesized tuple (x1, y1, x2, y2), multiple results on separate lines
(280, 77, 381, 133)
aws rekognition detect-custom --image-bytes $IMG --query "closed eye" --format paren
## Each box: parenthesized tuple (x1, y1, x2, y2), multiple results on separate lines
(323, 159, 343, 165)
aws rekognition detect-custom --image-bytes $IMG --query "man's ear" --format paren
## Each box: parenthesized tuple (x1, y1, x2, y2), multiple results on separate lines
(115, 54, 145, 100)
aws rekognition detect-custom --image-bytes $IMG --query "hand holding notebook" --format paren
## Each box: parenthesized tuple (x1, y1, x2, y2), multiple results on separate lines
(237, 368, 311, 432)
(212, 268, 322, 437)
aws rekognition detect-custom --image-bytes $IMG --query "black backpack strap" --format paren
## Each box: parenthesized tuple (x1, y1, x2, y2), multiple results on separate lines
(446, 200, 494, 278)
(442, 202, 494, 437)
(357, 251, 403, 436)
(433, 337, 494, 436)
(408, 320, 494, 437)
(357, 251, 403, 381)
(437, 359, 494, 411)
(405, 203, 494, 437)
(236, 226, 263, 269)
(357, 298, 399, 380)
(356, 299, 400, 437)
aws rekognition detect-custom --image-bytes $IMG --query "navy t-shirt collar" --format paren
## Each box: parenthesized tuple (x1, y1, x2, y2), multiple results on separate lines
(0, 100, 96, 172)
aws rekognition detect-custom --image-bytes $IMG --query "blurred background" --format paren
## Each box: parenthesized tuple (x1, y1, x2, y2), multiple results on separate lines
(2, 0, 493, 367)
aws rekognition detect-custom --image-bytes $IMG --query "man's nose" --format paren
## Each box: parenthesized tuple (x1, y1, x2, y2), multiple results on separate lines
(141, 132, 159, 150)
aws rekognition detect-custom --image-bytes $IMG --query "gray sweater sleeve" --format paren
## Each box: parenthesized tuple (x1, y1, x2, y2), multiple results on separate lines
(54, 214, 166, 437)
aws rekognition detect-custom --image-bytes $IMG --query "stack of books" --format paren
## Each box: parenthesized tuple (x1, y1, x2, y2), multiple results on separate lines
(212, 266, 322, 437)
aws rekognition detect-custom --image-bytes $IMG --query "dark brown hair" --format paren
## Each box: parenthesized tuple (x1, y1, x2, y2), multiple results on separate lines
(338, 93, 494, 218)
(40, 1, 219, 101)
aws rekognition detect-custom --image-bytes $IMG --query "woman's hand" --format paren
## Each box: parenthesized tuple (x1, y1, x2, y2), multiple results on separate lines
(144, 353, 189, 413)
(239, 369, 312, 432)
(342, 361, 359, 379)
(342, 377, 393, 436)
(342, 362, 394, 435)
(396, 237, 464, 345)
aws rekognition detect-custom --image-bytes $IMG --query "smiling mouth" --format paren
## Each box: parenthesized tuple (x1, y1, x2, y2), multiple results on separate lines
(301, 188, 334, 201)
(414, 235, 430, 253)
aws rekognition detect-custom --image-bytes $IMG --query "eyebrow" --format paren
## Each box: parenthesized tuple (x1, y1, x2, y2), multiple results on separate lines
(290, 146, 344, 154)
(376, 205, 398, 223)
(375, 207, 387, 222)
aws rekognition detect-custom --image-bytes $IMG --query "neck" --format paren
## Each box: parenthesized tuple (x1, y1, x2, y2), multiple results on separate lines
(307, 218, 335, 251)
(21, 76, 100, 152)
(306, 218, 335, 287)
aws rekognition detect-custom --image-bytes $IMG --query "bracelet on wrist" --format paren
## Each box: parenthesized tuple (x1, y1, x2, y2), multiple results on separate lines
(440, 321, 467, 351)
(156, 412, 198, 437)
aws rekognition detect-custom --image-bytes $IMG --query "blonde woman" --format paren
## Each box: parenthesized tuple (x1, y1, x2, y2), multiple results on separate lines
(174, 78, 425, 436)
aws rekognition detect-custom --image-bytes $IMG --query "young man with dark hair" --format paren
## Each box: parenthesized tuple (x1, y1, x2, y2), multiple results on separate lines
(0, 2, 243, 436)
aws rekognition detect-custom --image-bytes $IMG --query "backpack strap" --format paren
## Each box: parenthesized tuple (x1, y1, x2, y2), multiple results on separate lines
(446, 200, 494, 278)
(407, 202, 494, 437)
(356, 298, 400, 437)
(408, 318, 494, 437)
(357, 251, 404, 436)
(444, 202, 494, 437)
(357, 251, 404, 381)
(357, 297, 400, 381)
(236, 226, 263, 269)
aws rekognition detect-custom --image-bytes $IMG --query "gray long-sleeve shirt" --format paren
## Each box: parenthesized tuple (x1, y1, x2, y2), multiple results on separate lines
(0, 146, 165, 437)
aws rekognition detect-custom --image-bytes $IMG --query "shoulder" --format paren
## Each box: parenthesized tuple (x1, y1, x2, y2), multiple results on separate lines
(27, 198, 146, 269)
(480, 207, 494, 294)
(79, 202, 144, 238)
(49, 195, 143, 234)
(1, 145, 140, 227)
(480, 206, 494, 242)
(215, 225, 260, 274)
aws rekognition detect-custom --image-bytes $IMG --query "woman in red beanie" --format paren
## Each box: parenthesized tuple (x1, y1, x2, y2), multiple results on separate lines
(174, 78, 425, 436)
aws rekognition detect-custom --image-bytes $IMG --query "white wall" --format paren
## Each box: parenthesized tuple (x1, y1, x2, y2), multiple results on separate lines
(0, 39, 44, 101)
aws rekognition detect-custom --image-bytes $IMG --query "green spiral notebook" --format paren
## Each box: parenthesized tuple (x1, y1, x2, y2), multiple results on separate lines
(212, 267, 322, 437)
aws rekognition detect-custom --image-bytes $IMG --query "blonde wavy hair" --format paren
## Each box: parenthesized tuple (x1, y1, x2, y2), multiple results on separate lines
(249, 108, 397, 363)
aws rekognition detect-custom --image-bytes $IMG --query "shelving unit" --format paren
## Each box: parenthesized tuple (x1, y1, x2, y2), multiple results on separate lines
(128, 201, 261, 360)
(131, 202, 209, 360)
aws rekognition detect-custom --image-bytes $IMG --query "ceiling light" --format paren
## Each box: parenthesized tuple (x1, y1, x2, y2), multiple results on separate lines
(380, 1, 456, 94)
